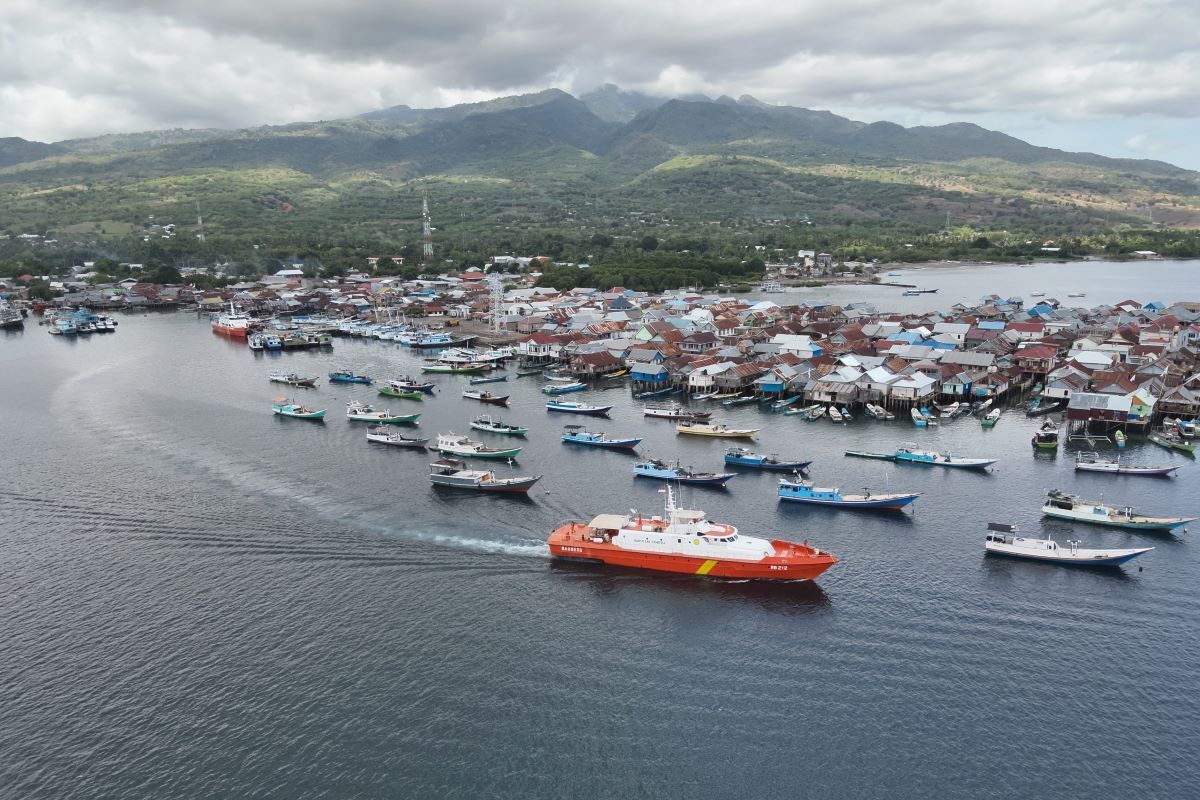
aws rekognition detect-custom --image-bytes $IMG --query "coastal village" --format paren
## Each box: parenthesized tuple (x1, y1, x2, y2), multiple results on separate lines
(8, 259, 1200, 432)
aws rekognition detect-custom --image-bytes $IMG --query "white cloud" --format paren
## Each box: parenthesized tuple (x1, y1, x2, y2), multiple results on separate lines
(1, 0, 1198, 167)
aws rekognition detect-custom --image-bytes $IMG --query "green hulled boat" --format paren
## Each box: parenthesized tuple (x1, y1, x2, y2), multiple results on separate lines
(1149, 431, 1195, 455)
(378, 386, 424, 400)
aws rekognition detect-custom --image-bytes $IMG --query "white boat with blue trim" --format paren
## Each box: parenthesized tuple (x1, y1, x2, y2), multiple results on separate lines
(984, 522, 1153, 566)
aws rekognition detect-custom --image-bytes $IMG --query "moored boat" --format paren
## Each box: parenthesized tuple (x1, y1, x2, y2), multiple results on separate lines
(365, 425, 428, 448)
(421, 363, 487, 374)
(980, 408, 1001, 428)
(1041, 489, 1194, 531)
(1149, 430, 1195, 455)
(462, 389, 509, 406)
(632, 459, 735, 486)
(724, 447, 811, 472)
(561, 426, 642, 450)
(211, 302, 252, 338)
(910, 407, 927, 427)
(1114, 429, 1126, 449)
(269, 372, 318, 388)
(721, 395, 757, 407)
(329, 370, 373, 384)
(894, 444, 996, 469)
(1074, 452, 1178, 476)
(271, 397, 326, 420)
(643, 404, 712, 421)
(777, 479, 920, 510)
(1032, 420, 1059, 449)
(546, 400, 612, 416)
(829, 406, 844, 423)
(547, 485, 836, 580)
(676, 422, 759, 439)
(984, 522, 1153, 566)
(542, 382, 587, 395)
(385, 376, 436, 394)
(434, 432, 522, 459)
(469, 415, 528, 436)
(469, 374, 509, 385)
(428, 458, 541, 493)
(346, 403, 421, 424)
(378, 385, 425, 400)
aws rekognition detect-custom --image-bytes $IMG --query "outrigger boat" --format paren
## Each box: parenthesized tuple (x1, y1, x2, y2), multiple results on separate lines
(1041, 489, 1194, 531)
(462, 389, 509, 406)
(433, 432, 522, 460)
(633, 459, 735, 486)
(724, 447, 812, 472)
(676, 422, 759, 439)
(329, 370, 373, 384)
(542, 382, 587, 395)
(271, 397, 326, 420)
(269, 372, 318, 388)
(561, 426, 642, 450)
(365, 425, 429, 448)
(984, 522, 1153, 567)
(777, 479, 920, 510)
(1074, 452, 1178, 476)
(643, 404, 712, 421)
(548, 484, 837, 581)
(470, 415, 528, 436)
(546, 400, 612, 416)
(1032, 420, 1059, 449)
(428, 458, 541, 493)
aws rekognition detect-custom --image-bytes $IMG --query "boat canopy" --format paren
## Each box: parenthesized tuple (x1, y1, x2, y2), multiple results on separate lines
(589, 514, 629, 531)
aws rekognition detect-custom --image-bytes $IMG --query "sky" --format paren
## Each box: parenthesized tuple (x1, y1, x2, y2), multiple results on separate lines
(2, 0, 1199, 168)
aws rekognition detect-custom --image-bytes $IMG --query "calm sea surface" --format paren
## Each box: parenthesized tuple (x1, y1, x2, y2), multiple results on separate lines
(3, 267, 1199, 799)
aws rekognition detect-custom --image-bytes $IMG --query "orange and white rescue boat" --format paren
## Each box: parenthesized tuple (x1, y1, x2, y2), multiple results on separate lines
(548, 486, 837, 581)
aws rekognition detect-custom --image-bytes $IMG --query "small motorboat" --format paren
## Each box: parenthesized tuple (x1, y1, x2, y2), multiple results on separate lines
(462, 389, 509, 406)
(643, 404, 712, 421)
(676, 422, 758, 439)
(433, 432, 522, 459)
(470, 415, 528, 436)
(365, 425, 428, 448)
(808, 405, 826, 420)
(561, 426, 642, 450)
(785, 404, 819, 417)
(542, 381, 587, 395)
(777, 479, 920, 510)
(1074, 452, 1178, 476)
(984, 522, 1152, 566)
(1114, 430, 1126, 449)
(428, 459, 542, 493)
(840, 406, 853, 422)
(346, 404, 421, 424)
(828, 406, 844, 423)
(920, 407, 938, 426)
(378, 385, 425, 400)
(469, 374, 509, 385)
(515, 368, 543, 377)
(981, 408, 1001, 428)
(1032, 420, 1059, 449)
(724, 447, 812, 472)
(721, 395, 756, 407)
(546, 400, 612, 416)
(1149, 430, 1195, 455)
(911, 407, 927, 427)
(329, 370, 373, 384)
(271, 397, 326, 420)
(632, 459, 735, 486)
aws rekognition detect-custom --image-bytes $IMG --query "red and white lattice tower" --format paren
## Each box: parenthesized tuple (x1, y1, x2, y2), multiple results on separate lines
(421, 193, 433, 263)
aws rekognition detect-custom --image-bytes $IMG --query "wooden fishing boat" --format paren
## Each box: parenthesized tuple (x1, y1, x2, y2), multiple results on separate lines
(893, 445, 996, 469)
(271, 397, 326, 420)
(269, 372, 318, 388)
(1042, 489, 1194, 531)
(462, 389, 509, 406)
(428, 458, 541, 493)
(984, 522, 1153, 567)
(515, 367, 544, 377)
(385, 376, 436, 394)
(676, 422, 758, 439)
(469, 374, 509, 385)
(1149, 430, 1195, 455)
(542, 382, 587, 395)
(365, 425, 428, 448)
(911, 407, 927, 427)
(421, 363, 488, 374)
(1031, 420, 1058, 449)
(633, 459, 735, 486)
(1074, 452, 1178, 476)
(777, 479, 920, 510)
(546, 400, 612, 416)
(433, 432, 522, 459)
(346, 403, 421, 424)
(829, 406, 844, 423)
(808, 405, 826, 420)
(724, 447, 811, 472)
(328, 370, 373, 384)
(643, 404, 712, 421)
(561, 426, 642, 450)
(378, 385, 424, 400)
(981, 408, 1001, 428)
(469, 415, 528, 436)
(721, 395, 757, 407)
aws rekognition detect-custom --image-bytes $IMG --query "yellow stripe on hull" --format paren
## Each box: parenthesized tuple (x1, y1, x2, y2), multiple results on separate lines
(695, 559, 719, 575)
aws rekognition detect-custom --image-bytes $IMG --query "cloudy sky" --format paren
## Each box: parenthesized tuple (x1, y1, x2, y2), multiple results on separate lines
(3, 0, 1199, 168)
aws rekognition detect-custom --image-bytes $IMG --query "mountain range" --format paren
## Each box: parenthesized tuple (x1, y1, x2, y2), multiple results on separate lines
(2, 85, 1198, 247)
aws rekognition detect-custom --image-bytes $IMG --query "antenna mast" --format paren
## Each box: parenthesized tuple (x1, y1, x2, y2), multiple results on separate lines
(488, 272, 504, 334)
(422, 192, 433, 263)
(196, 200, 205, 244)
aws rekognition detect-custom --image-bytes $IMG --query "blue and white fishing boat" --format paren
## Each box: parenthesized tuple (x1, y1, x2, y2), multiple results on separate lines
(721, 395, 756, 407)
(635, 387, 678, 399)
(893, 445, 997, 469)
(633, 459, 735, 486)
(723, 447, 812, 472)
(777, 479, 920, 509)
(546, 400, 612, 416)
(910, 407, 927, 427)
(984, 522, 1153, 566)
(542, 382, 587, 395)
(561, 426, 642, 450)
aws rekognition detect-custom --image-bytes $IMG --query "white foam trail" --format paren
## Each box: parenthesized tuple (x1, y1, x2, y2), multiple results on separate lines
(416, 532, 551, 559)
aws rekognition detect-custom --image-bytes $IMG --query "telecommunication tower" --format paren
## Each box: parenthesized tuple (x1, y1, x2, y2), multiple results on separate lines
(422, 193, 433, 262)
